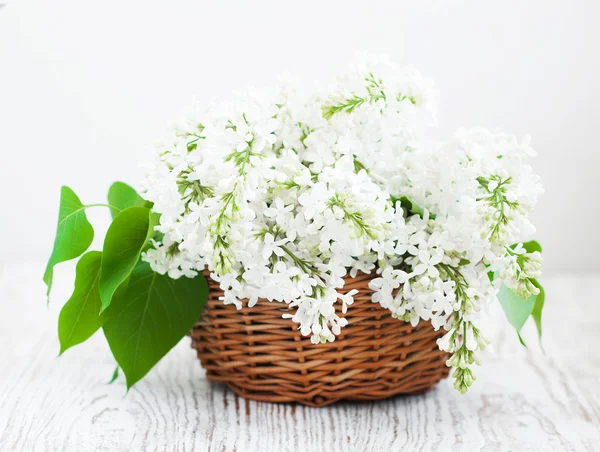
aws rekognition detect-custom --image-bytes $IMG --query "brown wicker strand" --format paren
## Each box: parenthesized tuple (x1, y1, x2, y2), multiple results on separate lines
(190, 270, 450, 407)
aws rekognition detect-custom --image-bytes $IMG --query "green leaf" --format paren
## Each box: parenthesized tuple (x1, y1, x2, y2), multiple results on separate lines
(98, 206, 158, 312)
(497, 281, 547, 347)
(107, 366, 119, 384)
(107, 182, 148, 219)
(522, 240, 542, 254)
(391, 195, 436, 219)
(497, 283, 536, 337)
(44, 186, 94, 298)
(399, 196, 425, 217)
(531, 279, 545, 339)
(58, 251, 105, 354)
(103, 261, 208, 389)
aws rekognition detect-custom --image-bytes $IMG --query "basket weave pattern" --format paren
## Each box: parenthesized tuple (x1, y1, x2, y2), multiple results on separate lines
(190, 271, 450, 407)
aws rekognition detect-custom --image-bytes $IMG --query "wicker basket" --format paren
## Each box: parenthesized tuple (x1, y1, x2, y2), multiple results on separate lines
(190, 270, 450, 407)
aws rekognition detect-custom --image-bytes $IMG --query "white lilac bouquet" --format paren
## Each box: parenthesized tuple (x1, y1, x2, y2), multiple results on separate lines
(44, 55, 544, 393)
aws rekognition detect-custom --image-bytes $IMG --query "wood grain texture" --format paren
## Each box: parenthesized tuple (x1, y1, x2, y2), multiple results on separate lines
(0, 262, 599, 451)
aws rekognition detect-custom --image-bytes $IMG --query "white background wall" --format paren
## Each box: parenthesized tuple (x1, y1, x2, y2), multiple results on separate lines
(0, 0, 598, 273)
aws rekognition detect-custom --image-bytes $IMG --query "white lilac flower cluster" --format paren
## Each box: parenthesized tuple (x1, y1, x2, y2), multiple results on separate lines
(141, 55, 543, 393)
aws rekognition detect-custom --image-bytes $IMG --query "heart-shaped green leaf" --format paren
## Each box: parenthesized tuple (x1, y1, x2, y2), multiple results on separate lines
(107, 182, 148, 219)
(500, 242, 545, 345)
(43, 186, 94, 298)
(98, 206, 158, 312)
(497, 281, 545, 346)
(497, 283, 536, 337)
(58, 251, 105, 354)
(103, 261, 208, 389)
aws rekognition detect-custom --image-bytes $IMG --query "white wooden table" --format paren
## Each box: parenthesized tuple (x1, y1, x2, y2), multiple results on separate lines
(1, 262, 598, 451)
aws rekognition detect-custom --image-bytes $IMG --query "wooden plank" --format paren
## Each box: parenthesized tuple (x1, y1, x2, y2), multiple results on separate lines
(0, 263, 598, 451)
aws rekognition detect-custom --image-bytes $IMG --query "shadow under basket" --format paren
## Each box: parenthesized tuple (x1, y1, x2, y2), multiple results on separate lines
(190, 271, 450, 407)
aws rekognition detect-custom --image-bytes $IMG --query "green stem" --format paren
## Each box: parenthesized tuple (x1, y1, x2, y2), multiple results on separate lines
(280, 245, 320, 275)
